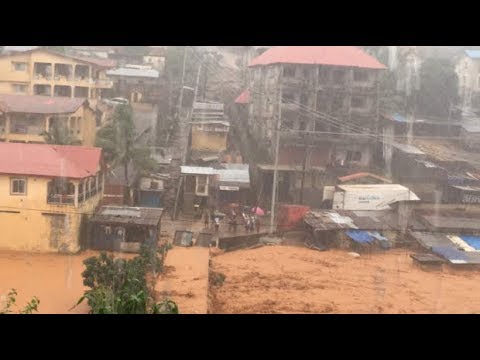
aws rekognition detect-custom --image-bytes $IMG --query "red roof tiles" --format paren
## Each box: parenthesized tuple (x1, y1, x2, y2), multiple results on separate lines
(0, 94, 87, 114)
(0, 143, 102, 179)
(249, 46, 386, 69)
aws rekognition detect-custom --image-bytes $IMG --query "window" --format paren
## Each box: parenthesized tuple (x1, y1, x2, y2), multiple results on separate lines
(283, 65, 296, 78)
(346, 151, 362, 162)
(303, 68, 310, 78)
(300, 93, 308, 106)
(333, 70, 346, 84)
(12, 84, 27, 93)
(353, 69, 369, 82)
(351, 96, 368, 109)
(298, 120, 307, 131)
(283, 92, 295, 103)
(332, 96, 344, 111)
(11, 178, 26, 195)
(196, 175, 208, 196)
(12, 62, 27, 71)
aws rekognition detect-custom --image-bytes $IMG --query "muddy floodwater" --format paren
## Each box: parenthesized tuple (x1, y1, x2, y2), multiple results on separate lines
(0, 250, 134, 314)
(210, 246, 480, 314)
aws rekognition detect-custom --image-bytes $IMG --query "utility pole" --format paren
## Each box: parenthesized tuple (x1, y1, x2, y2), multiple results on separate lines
(270, 120, 281, 234)
(182, 59, 202, 165)
(270, 80, 283, 234)
(177, 47, 187, 114)
(202, 53, 209, 102)
(299, 141, 310, 205)
(173, 54, 202, 220)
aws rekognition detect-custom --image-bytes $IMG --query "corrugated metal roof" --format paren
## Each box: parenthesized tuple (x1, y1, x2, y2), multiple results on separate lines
(235, 89, 250, 104)
(190, 120, 230, 126)
(338, 172, 392, 183)
(450, 185, 480, 192)
(410, 231, 454, 249)
(72, 56, 117, 68)
(420, 214, 480, 232)
(0, 94, 87, 114)
(3, 46, 39, 53)
(432, 246, 470, 264)
(91, 206, 163, 226)
(249, 46, 387, 69)
(216, 168, 250, 184)
(391, 142, 425, 155)
(304, 209, 401, 231)
(462, 122, 480, 132)
(0, 143, 101, 179)
(465, 50, 480, 59)
(107, 67, 159, 78)
(336, 184, 416, 192)
(180, 166, 215, 175)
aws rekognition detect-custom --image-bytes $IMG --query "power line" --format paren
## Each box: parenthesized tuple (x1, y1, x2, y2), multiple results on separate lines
(188, 47, 480, 168)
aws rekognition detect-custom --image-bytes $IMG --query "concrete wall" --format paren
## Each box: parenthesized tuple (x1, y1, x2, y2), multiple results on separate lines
(0, 175, 102, 253)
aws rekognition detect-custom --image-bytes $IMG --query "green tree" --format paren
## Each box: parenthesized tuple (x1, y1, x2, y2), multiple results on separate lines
(74, 245, 178, 314)
(1, 289, 40, 314)
(416, 57, 458, 119)
(41, 122, 82, 145)
(95, 104, 157, 203)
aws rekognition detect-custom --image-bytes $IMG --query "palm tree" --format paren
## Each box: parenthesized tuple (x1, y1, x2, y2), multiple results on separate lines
(95, 104, 157, 204)
(41, 122, 82, 145)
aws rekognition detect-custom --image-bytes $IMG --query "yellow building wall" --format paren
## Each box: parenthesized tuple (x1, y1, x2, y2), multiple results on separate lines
(0, 175, 102, 253)
(0, 53, 32, 84)
(0, 50, 112, 98)
(78, 106, 97, 146)
(191, 128, 228, 152)
(1, 104, 97, 146)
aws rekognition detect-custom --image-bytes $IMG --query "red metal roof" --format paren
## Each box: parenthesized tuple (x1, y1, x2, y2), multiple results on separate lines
(0, 94, 87, 114)
(0, 143, 102, 179)
(338, 172, 392, 183)
(235, 89, 250, 104)
(249, 46, 386, 69)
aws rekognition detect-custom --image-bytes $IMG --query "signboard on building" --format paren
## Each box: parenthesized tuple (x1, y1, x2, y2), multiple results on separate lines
(219, 186, 240, 191)
(193, 102, 224, 111)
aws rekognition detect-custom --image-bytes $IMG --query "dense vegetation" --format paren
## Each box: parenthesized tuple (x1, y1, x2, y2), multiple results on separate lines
(75, 244, 178, 314)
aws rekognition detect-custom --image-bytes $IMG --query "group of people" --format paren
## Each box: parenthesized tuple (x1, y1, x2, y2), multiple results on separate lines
(203, 206, 261, 234)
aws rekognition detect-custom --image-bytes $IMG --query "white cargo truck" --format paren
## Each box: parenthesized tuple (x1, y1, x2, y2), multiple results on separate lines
(330, 184, 420, 210)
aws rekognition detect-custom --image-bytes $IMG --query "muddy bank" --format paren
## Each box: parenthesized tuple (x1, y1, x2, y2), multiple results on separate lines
(210, 246, 480, 314)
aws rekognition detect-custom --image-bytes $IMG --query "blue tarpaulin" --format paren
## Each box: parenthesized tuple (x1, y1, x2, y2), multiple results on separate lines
(346, 230, 374, 244)
(346, 230, 390, 248)
(432, 246, 470, 263)
(460, 235, 480, 250)
(466, 50, 480, 59)
(392, 113, 407, 123)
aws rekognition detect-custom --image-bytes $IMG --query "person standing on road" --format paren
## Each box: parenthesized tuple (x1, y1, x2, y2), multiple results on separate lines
(204, 209, 210, 229)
